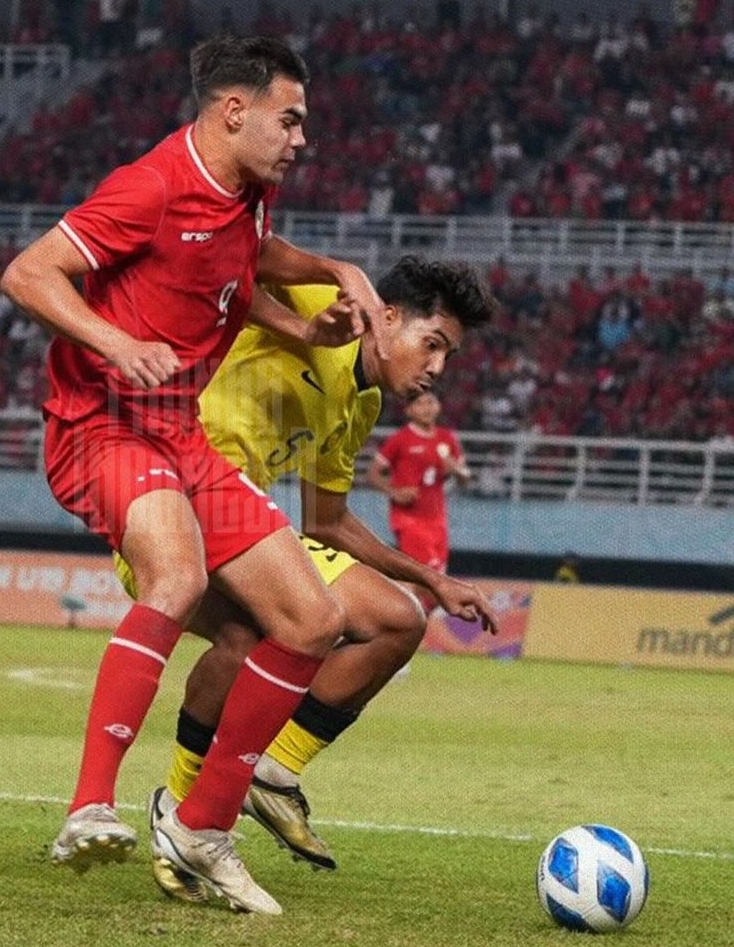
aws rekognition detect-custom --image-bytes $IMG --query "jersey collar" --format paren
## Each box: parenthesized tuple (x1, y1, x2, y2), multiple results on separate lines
(185, 125, 243, 199)
(353, 345, 372, 392)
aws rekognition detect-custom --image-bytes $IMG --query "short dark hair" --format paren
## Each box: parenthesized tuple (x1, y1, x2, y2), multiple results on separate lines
(190, 34, 310, 107)
(376, 255, 496, 329)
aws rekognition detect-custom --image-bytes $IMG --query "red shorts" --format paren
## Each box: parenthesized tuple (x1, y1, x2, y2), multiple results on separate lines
(44, 412, 289, 571)
(393, 519, 448, 573)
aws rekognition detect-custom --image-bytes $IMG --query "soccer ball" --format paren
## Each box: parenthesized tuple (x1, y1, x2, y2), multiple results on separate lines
(536, 824, 650, 933)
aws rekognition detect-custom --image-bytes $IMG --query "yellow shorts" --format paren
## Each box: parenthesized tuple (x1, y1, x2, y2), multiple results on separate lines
(113, 533, 356, 600)
(297, 533, 357, 585)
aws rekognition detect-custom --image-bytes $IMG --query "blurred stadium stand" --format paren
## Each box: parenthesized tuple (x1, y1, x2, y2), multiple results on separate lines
(4, 0, 734, 517)
(3, 413, 734, 511)
(0, 43, 70, 131)
(5, 205, 734, 278)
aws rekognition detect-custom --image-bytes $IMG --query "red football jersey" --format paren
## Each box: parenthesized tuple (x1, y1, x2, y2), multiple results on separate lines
(46, 124, 275, 425)
(376, 422, 462, 528)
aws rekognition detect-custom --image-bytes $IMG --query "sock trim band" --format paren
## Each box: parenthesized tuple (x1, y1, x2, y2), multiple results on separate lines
(109, 636, 168, 666)
(176, 708, 216, 757)
(244, 655, 310, 694)
(293, 691, 360, 742)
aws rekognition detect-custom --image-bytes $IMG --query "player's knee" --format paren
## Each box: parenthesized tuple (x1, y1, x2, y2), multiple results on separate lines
(389, 590, 426, 656)
(211, 624, 256, 665)
(294, 594, 347, 656)
(138, 561, 208, 624)
(176, 566, 209, 618)
(352, 586, 425, 658)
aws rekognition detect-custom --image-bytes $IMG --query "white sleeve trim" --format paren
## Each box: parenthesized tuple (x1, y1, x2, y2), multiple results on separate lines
(58, 219, 100, 270)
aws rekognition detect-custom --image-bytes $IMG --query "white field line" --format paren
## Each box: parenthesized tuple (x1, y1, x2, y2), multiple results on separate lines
(6, 668, 87, 690)
(1, 791, 732, 863)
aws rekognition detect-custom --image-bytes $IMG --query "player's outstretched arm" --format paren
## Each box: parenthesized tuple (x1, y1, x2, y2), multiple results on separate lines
(365, 454, 419, 506)
(0, 227, 180, 388)
(249, 283, 365, 347)
(302, 481, 497, 633)
(256, 234, 388, 357)
(424, 572, 498, 633)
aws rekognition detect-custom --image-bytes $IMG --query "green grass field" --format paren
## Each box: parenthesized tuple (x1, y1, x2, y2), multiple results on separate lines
(1, 624, 732, 946)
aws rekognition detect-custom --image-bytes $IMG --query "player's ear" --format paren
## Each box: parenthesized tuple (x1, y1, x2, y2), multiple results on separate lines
(223, 92, 246, 131)
(382, 304, 401, 325)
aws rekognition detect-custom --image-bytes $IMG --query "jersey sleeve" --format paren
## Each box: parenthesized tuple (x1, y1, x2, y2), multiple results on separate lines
(58, 164, 166, 270)
(273, 283, 339, 316)
(303, 452, 354, 495)
(302, 388, 382, 494)
(376, 430, 401, 468)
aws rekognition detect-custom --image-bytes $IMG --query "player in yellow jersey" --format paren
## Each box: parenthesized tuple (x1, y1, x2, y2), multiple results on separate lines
(135, 255, 497, 902)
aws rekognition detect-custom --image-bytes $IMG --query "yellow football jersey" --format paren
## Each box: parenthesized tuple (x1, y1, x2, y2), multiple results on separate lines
(199, 284, 382, 494)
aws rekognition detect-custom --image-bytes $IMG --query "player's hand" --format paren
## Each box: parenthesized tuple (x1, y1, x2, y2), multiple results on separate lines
(390, 485, 420, 505)
(436, 444, 472, 480)
(440, 455, 472, 479)
(429, 574, 498, 633)
(303, 292, 366, 347)
(109, 339, 181, 389)
(333, 263, 388, 360)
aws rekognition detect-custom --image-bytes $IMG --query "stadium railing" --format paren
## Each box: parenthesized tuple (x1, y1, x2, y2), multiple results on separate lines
(274, 212, 734, 284)
(3, 411, 733, 507)
(0, 407, 44, 471)
(4, 207, 734, 282)
(0, 203, 63, 238)
(272, 211, 734, 282)
(356, 428, 734, 508)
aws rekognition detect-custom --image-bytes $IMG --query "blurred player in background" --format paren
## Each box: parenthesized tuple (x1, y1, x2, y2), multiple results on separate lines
(367, 391, 471, 614)
(135, 255, 497, 905)
(0, 32, 386, 915)
(554, 552, 581, 583)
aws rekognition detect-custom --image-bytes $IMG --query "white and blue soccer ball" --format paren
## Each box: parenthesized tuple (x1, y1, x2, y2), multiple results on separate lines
(536, 824, 650, 933)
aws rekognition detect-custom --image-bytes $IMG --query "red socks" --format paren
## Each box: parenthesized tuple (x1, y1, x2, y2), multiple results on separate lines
(178, 638, 322, 831)
(69, 603, 182, 812)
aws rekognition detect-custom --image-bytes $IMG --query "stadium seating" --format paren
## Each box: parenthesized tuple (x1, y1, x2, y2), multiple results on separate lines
(2, 2, 734, 486)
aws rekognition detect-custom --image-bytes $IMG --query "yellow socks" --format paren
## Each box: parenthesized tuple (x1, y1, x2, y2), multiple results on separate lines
(166, 744, 205, 802)
(166, 720, 327, 800)
(265, 718, 329, 777)
(167, 695, 359, 797)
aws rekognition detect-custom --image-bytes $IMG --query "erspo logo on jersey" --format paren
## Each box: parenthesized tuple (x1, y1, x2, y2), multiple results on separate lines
(181, 231, 214, 242)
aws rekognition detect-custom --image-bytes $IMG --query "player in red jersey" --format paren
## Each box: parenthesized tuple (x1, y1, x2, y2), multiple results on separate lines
(367, 391, 471, 613)
(0, 34, 385, 914)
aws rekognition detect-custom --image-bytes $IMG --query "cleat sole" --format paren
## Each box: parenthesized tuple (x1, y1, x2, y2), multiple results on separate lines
(243, 805, 336, 871)
(152, 857, 208, 904)
(52, 834, 137, 873)
(152, 824, 280, 914)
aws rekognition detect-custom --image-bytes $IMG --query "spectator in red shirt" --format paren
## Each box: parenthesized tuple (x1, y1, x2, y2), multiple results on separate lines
(568, 264, 602, 327)
(625, 263, 651, 299)
(487, 256, 511, 301)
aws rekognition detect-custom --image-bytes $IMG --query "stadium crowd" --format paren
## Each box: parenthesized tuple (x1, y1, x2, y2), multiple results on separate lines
(4, 219, 734, 447)
(4, 0, 734, 218)
(3, 0, 734, 451)
(420, 258, 734, 443)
